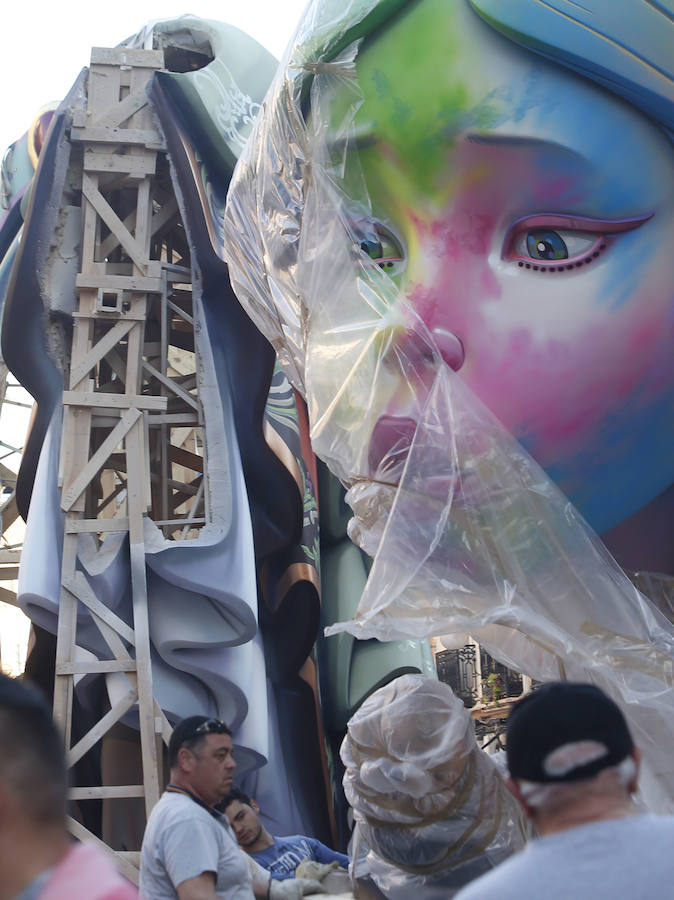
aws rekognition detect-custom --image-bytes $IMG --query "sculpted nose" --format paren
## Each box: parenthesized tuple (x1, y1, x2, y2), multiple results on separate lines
(391, 325, 465, 373)
(432, 327, 465, 372)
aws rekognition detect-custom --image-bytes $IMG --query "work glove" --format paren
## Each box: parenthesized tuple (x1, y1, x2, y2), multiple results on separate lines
(268, 876, 328, 899)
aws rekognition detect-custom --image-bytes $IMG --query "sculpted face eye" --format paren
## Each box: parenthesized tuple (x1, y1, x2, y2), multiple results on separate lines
(502, 213, 653, 271)
(523, 229, 597, 262)
(354, 220, 405, 274)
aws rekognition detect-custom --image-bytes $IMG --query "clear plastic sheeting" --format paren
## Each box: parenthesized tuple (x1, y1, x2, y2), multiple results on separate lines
(223, 0, 674, 813)
(341, 675, 527, 898)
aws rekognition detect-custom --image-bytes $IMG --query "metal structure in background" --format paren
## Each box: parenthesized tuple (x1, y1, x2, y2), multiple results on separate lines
(436, 642, 526, 750)
(435, 644, 481, 708)
(52, 46, 209, 883)
(479, 649, 524, 701)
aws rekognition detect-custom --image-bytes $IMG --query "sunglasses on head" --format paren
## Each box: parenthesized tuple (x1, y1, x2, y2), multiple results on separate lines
(192, 718, 229, 737)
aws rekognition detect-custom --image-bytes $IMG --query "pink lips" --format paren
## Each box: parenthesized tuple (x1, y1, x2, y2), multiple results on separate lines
(368, 415, 418, 481)
(368, 328, 465, 481)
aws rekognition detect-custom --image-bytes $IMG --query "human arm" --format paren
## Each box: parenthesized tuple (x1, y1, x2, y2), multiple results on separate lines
(244, 855, 326, 900)
(307, 839, 349, 870)
(176, 871, 217, 900)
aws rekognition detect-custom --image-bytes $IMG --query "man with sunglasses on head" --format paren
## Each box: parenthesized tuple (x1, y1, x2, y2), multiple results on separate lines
(140, 716, 326, 900)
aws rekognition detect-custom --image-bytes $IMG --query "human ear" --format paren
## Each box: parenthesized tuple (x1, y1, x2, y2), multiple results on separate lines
(177, 746, 195, 773)
(505, 776, 533, 817)
(629, 748, 642, 794)
(251, 800, 260, 814)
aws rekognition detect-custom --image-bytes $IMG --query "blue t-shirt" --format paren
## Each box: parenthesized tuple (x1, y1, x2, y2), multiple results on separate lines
(250, 835, 349, 880)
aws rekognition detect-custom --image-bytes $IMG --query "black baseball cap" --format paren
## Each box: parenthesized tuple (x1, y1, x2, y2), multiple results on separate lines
(506, 682, 634, 784)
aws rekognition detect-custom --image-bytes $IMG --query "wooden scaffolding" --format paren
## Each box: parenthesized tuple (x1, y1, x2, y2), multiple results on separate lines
(52, 46, 208, 882)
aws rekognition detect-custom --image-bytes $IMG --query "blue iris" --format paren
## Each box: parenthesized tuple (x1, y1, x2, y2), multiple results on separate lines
(526, 230, 568, 261)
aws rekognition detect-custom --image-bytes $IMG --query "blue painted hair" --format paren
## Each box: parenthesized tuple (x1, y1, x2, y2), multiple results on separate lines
(469, 0, 674, 138)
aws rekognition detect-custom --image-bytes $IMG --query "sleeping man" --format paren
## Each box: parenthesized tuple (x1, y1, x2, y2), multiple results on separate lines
(221, 789, 349, 881)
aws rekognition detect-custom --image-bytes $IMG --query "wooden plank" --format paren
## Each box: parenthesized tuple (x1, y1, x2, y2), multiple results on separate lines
(82, 174, 149, 274)
(71, 126, 164, 149)
(66, 518, 130, 533)
(66, 816, 139, 885)
(70, 785, 145, 800)
(90, 47, 163, 68)
(125, 418, 161, 813)
(99, 209, 136, 260)
(63, 573, 136, 647)
(69, 318, 135, 389)
(63, 392, 167, 411)
(80, 181, 101, 267)
(0, 586, 17, 606)
(0, 495, 19, 532)
(169, 444, 204, 473)
(142, 360, 199, 411)
(0, 548, 21, 563)
(153, 518, 206, 527)
(56, 659, 137, 675)
(61, 408, 141, 511)
(83, 150, 156, 177)
(167, 299, 193, 326)
(53, 534, 79, 748)
(61, 577, 136, 674)
(0, 567, 20, 581)
(68, 687, 138, 767)
(76, 272, 162, 293)
(146, 413, 199, 426)
(92, 89, 151, 130)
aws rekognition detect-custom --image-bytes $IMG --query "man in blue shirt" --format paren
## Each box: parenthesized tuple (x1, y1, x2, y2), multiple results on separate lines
(221, 789, 349, 881)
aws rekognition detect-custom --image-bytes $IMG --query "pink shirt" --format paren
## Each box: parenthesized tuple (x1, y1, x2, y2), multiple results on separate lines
(39, 843, 138, 900)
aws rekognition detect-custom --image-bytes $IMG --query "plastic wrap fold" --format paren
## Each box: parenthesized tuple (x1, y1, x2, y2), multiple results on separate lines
(341, 675, 527, 897)
(223, 0, 674, 813)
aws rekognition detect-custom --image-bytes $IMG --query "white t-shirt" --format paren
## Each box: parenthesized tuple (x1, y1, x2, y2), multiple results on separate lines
(140, 792, 254, 899)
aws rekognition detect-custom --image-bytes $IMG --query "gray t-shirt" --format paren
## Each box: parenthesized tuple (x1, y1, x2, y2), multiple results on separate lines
(454, 814, 674, 900)
(140, 792, 254, 899)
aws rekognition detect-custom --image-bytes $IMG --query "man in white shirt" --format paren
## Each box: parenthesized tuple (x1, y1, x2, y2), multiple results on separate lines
(140, 716, 325, 900)
(454, 682, 674, 900)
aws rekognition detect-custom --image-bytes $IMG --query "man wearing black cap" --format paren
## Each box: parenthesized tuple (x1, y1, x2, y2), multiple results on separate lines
(454, 682, 674, 899)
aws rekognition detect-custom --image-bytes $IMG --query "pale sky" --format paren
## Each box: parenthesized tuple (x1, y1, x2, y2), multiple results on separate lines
(0, 0, 310, 156)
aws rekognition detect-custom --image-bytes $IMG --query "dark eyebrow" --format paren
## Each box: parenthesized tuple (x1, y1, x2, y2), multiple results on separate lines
(464, 132, 585, 160)
(327, 122, 378, 154)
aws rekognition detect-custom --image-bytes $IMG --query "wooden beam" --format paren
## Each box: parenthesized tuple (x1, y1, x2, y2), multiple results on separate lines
(70, 785, 145, 800)
(142, 361, 199, 411)
(55, 660, 137, 675)
(66, 817, 139, 885)
(71, 126, 164, 149)
(0, 567, 19, 581)
(65, 518, 130, 533)
(0, 586, 17, 606)
(62, 573, 136, 647)
(68, 318, 135, 389)
(61, 408, 141, 512)
(67, 687, 138, 767)
(76, 273, 162, 293)
(63, 392, 167, 411)
(83, 151, 155, 177)
(82, 174, 150, 274)
(90, 47, 163, 68)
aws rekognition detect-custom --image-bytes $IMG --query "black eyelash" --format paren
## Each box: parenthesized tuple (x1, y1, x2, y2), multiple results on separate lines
(517, 243, 607, 271)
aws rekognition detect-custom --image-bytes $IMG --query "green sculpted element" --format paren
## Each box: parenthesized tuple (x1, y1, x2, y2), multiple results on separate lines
(353, 0, 490, 196)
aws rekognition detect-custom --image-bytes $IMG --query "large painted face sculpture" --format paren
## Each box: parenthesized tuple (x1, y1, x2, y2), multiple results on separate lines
(224, 0, 674, 814)
(329, 0, 673, 536)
